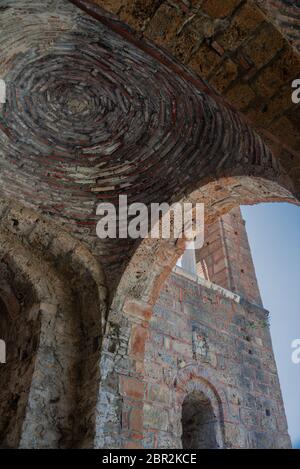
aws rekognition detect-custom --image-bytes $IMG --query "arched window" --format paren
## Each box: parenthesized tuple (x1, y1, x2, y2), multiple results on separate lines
(181, 391, 219, 449)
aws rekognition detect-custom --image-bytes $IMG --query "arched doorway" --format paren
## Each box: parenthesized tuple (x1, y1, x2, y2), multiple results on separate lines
(0, 277, 39, 448)
(181, 391, 219, 449)
(0, 202, 108, 448)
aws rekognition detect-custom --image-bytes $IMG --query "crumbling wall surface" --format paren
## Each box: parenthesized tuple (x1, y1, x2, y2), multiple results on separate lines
(141, 272, 291, 448)
(95, 206, 291, 449)
(101, 270, 291, 449)
(0, 207, 291, 449)
(0, 199, 108, 448)
(0, 0, 297, 449)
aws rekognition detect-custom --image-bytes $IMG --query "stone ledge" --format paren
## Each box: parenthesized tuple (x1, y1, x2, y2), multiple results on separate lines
(173, 264, 270, 315)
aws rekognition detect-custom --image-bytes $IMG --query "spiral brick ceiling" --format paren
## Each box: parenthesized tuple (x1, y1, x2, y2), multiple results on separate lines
(0, 0, 283, 276)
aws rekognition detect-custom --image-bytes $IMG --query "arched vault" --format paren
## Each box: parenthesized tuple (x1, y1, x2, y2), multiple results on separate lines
(0, 0, 299, 293)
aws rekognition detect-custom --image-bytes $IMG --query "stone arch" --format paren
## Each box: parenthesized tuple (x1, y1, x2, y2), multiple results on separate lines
(111, 175, 298, 309)
(97, 174, 299, 448)
(1, 0, 300, 296)
(74, 0, 300, 199)
(181, 392, 220, 449)
(0, 0, 299, 449)
(0, 199, 108, 448)
(173, 365, 225, 449)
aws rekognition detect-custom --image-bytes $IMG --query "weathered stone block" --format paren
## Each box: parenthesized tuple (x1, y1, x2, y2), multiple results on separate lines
(145, 4, 183, 45)
(254, 48, 300, 98)
(188, 44, 222, 79)
(209, 59, 238, 92)
(129, 325, 149, 359)
(226, 83, 255, 110)
(120, 376, 145, 401)
(201, 0, 241, 18)
(129, 407, 143, 432)
(217, 3, 265, 50)
(242, 23, 285, 69)
(144, 404, 169, 431)
(147, 383, 171, 406)
(123, 300, 152, 321)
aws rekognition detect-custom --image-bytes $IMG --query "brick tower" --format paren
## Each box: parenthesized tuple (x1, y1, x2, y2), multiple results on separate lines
(196, 207, 262, 306)
(102, 208, 292, 448)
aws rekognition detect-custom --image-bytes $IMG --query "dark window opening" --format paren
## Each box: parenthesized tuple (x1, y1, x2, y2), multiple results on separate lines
(181, 391, 219, 449)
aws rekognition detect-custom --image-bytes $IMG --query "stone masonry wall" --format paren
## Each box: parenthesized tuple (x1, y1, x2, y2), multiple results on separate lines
(133, 270, 291, 448)
(90, 0, 300, 194)
(0, 199, 108, 448)
(3, 0, 297, 291)
(257, 0, 300, 52)
(98, 207, 291, 449)
(0, 1, 297, 449)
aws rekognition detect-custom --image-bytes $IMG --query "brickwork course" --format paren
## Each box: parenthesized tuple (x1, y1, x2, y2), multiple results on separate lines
(0, 0, 299, 448)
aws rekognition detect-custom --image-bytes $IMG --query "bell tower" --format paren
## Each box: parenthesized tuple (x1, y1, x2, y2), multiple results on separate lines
(196, 207, 262, 306)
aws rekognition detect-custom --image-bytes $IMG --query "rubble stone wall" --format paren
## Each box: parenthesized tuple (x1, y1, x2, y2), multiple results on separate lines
(141, 270, 291, 448)
(0, 199, 108, 448)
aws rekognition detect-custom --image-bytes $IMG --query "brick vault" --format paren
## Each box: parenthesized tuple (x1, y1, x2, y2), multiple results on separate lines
(0, 0, 299, 448)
